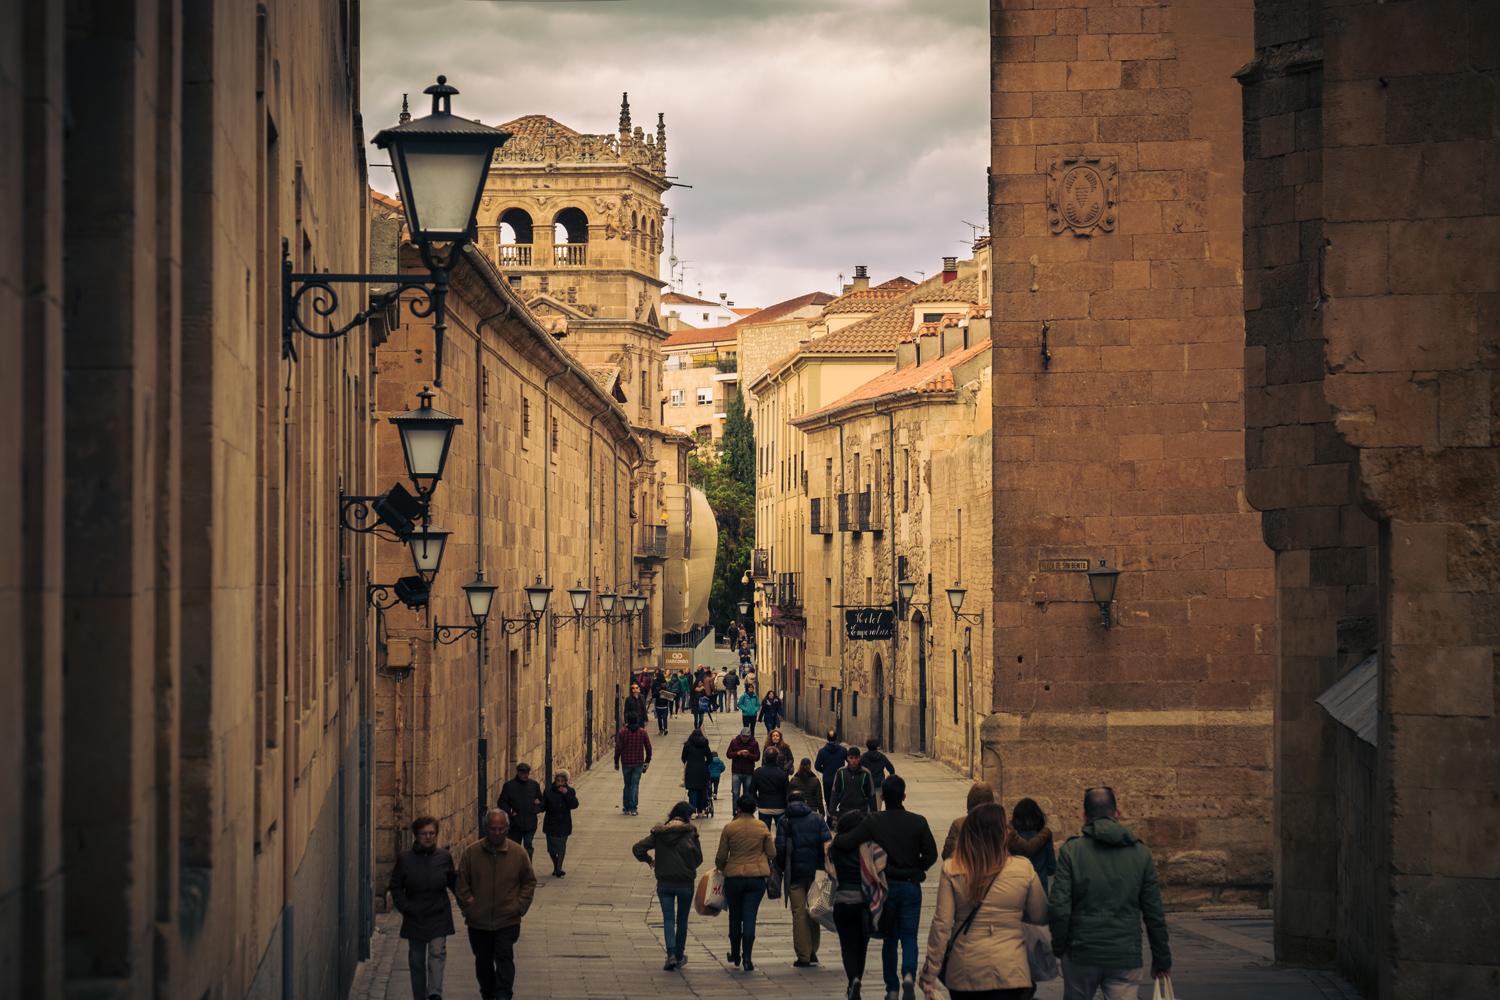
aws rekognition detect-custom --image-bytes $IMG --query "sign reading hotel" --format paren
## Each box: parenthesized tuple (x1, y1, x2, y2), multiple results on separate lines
(844, 608, 896, 641)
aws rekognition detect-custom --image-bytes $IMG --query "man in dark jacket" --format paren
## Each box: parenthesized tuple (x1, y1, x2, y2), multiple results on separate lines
(861, 737, 896, 811)
(726, 727, 760, 803)
(632, 803, 704, 970)
(388, 815, 456, 1000)
(832, 776, 936, 1000)
(776, 791, 833, 967)
(751, 750, 790, 830)
(497, 762, 543, 858)
(813, 729, 846, 812)
(624, 683, 649, 728)
(614, 720, 653, 816)
(829, 748, 875, 821)
(1049, 788, 1171, 1000)
(681, 729, 714, 815)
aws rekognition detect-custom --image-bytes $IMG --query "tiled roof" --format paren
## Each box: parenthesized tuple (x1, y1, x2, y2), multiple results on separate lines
(663, 327, 736, 349)
(908, 274, 980, 304)
(796, 338, 992, 423)
(663, 291, 721, 307)
(499, 114, 581, 141)
(370, 189, 402, 211)
(722, 291, 835, 332)
(731, 307, 759, 316)
(824, 277, 918, 315)
(586, 365, 626, 402)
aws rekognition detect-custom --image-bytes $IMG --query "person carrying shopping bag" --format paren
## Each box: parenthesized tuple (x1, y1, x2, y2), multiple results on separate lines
(919, 802, 1048, 1000)
(633, 802, 704, 972)
(776, 789, 833, 968)
(714, 795, 776, 972)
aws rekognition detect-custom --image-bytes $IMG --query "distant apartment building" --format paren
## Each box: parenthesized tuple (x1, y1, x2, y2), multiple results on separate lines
(663, 326, 741, 441)
(662, 290, 744, 330)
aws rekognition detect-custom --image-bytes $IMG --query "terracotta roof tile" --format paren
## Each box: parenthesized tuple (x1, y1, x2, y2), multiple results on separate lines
(796, 338, 991, 422)
(663, 291, 721, 306)
(823, 277, 918, 315)
(499, 114, 582, 141)
(908, 274, 981, 304)
(721, 291, 836, 332)
(663, 327, 736, 349)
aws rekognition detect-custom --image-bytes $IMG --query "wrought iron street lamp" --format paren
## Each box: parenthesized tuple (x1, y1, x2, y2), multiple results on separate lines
(737, 599, 750, 616)
(494, 575, 553, 636)
(340, 386, 462, 537)
(1087, 559, 1121, 629)
(406, 528, 451, 583)
(433, 573, 499, 644)
(946, 582, 984, 625)
(282, 76, 512, 386)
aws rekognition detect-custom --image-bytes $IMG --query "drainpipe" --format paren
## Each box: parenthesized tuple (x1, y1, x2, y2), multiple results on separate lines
(586, 408, 604, 768)
(475, 303, 512, 833)
(542, 365, 567, 781)
(281, 356, 296, 1000)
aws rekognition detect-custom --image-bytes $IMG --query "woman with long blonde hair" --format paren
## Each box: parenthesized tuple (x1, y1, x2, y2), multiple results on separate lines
(919, 803, 1047, 1000)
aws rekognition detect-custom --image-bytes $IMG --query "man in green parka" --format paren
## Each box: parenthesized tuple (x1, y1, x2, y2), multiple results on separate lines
(1048, 787, 1172, 999)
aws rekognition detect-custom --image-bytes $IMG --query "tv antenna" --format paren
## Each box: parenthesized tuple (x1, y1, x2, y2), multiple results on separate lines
(961, 219, 988, 241)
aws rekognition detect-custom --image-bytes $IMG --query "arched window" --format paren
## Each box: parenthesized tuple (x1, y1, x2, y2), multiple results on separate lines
(553, 207, 589, 265)
(630, 210, 639, 249)
(498, 207, 533, 245)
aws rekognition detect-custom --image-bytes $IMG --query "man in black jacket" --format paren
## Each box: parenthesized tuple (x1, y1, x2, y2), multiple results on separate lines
(861, 738, 896, 811)
(388, 815, 456, 1000)
(831, 776, 936, 1000)
(829, 748, 874, 821)
(813, 729, 847, 813)
(497, 762, 543, 858)
(624, 683, 649, 728)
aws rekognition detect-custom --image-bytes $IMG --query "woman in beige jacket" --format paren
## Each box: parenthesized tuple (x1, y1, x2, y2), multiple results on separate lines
(715, 794, 777, 972)
(919, 803, 1048, 1000)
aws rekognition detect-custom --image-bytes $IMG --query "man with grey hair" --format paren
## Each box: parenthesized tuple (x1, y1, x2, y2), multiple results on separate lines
(457, 808, 536, 1000)
(1048, 787, 1171, 1000)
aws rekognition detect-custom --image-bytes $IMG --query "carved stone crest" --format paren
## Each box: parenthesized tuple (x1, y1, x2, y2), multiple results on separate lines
(1048, 156, 1118, 236)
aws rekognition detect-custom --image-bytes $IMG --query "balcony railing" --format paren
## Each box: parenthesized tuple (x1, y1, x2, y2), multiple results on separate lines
(856, 490, 884, 533)
(810, 497, 833, 535)
(553, 243, 588, 267)
(775, 572, 803, 611)
(498, 244, 532, 267)
(752, 549, 769, 578)
(637, 524, 667, 559)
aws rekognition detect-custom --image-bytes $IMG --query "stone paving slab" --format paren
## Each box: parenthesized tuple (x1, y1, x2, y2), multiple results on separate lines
(353, 710, 1364, 1000)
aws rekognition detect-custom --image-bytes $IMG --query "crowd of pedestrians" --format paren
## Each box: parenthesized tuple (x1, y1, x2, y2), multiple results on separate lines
(383, 646, 1173, 1000)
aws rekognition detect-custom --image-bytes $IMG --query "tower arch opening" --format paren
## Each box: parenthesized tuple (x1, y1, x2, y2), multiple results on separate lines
(553, 207, 589, 266)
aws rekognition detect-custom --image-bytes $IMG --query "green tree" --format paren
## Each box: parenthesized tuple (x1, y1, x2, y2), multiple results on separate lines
(691, 395, 755, 637)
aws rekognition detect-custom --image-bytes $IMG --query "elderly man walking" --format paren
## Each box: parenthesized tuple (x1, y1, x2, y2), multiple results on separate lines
(457, 809, 537, 1000)
(1049, 787, 1172, 1000)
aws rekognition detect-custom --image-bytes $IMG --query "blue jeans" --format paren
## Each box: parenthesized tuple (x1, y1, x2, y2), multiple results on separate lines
(723, 875, 766, 952)
(881, 879, 922, 989)
(622, 765, 644, 811)
(731, 772, 754, 804)
(657, 885, 693, 958)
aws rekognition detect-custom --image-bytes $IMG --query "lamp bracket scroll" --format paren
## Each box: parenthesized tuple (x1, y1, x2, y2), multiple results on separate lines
(433, 622, 482, 646)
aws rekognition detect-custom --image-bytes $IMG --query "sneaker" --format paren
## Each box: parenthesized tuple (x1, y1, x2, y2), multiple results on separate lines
(676, 952, 688, 967)
(556, 870, 566, 877)
(793, 959, 813, 967)
(846, 979, 861, 1000)
(901, 974, 916, 1000)
(663, 957, 677, 971)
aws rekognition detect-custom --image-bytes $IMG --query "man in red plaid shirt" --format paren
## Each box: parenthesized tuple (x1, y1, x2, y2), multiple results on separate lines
(613, 719, 653, 816)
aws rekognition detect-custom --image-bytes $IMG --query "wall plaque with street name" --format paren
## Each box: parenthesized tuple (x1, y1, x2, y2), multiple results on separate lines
(844, 608, 896, 641)
(1038, 559, 1090, 572)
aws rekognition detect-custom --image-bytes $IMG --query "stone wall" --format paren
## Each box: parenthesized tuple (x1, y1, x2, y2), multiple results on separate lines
(3, 1, 376, 996)
(374, 248, 641, 863)
(1241, 0, 1500, 992)
(986, 0, 1274, 904)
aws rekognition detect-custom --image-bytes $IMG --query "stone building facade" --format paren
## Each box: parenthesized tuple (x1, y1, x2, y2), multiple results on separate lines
(662, 326, 740, 441)
(4, 1, 376, 997)
(749, 259, 988, 724)
(1238, 0, 1500, 994)
(793, 324, 994, 775)
(985, 0, 1275, 904)
(371, 246, 642, 864)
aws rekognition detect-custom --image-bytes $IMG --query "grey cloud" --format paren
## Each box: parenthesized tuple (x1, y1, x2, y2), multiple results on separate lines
(365, 0, 986, 305)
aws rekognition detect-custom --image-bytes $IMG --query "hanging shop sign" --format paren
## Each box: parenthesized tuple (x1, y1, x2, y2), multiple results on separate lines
(844, 608, 896, 641)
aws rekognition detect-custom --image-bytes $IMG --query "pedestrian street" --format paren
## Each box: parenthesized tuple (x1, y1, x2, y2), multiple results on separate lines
(353, 710, 1360, 1000)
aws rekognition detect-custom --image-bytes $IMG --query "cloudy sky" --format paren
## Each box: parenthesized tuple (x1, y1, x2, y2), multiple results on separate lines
(364, 0, 987, 309)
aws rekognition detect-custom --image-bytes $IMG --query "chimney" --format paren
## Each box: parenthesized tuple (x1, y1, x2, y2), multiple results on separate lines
(897, 338, 917, 369)
(941, 317, 966, 358)
(851, 265, 870, 292)
(941, 257, 958, 283)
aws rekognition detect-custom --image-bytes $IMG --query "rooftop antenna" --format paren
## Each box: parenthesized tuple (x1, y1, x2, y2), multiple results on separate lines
(961, 219, 987, 241)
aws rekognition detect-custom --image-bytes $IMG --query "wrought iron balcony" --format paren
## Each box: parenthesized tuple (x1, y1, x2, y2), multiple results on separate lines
(775, 571, 803, 611)
(636, 524, 667, 560)
(752, 548, 769, 578)
(837, 492, 852, 532)
(856, 489, 884, 533)
(810, 497, 833, 535)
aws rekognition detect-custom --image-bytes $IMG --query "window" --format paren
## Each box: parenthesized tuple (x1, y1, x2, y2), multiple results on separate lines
(952, 652, 959, 723)
(853, 453, 861, 493)
(825, 578, 833, 655)
(508, 275, 521, 287)
(875, 448, 883, 497)
(522, 396, 531, 445)
(696, 387, 713, 406)
(702, 312, 710, 322)
(902, 449, 910, 512)
(923, 312, 943, 323)
(826, 457, 834, 496)
(551, 416, 559, 456)
(852, 692, 859, 717)
(670, 389, 685, 406)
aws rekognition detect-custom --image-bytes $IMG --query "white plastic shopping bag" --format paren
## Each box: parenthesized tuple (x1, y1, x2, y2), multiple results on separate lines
(1152, 974, 1181, 1000)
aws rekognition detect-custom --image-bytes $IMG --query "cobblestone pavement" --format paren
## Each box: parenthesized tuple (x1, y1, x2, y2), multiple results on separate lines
(353, 710, 1363, 1000)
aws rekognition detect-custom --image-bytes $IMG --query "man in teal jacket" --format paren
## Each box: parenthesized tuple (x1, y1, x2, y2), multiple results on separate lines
(1048, 787, 1171, 999)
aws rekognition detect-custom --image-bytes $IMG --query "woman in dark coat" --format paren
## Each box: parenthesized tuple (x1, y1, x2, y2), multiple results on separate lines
(681, 728, 714, 816)
(541, 770, 580, 877)
(388, 816, 456, 1000)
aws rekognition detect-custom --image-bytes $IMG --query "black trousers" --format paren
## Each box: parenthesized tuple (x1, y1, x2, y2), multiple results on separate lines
(506, 827, 535, 858)
(467, 924, 520, 999)
(949, 989, 1034, 1000)
(833, 901, 871, 984)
